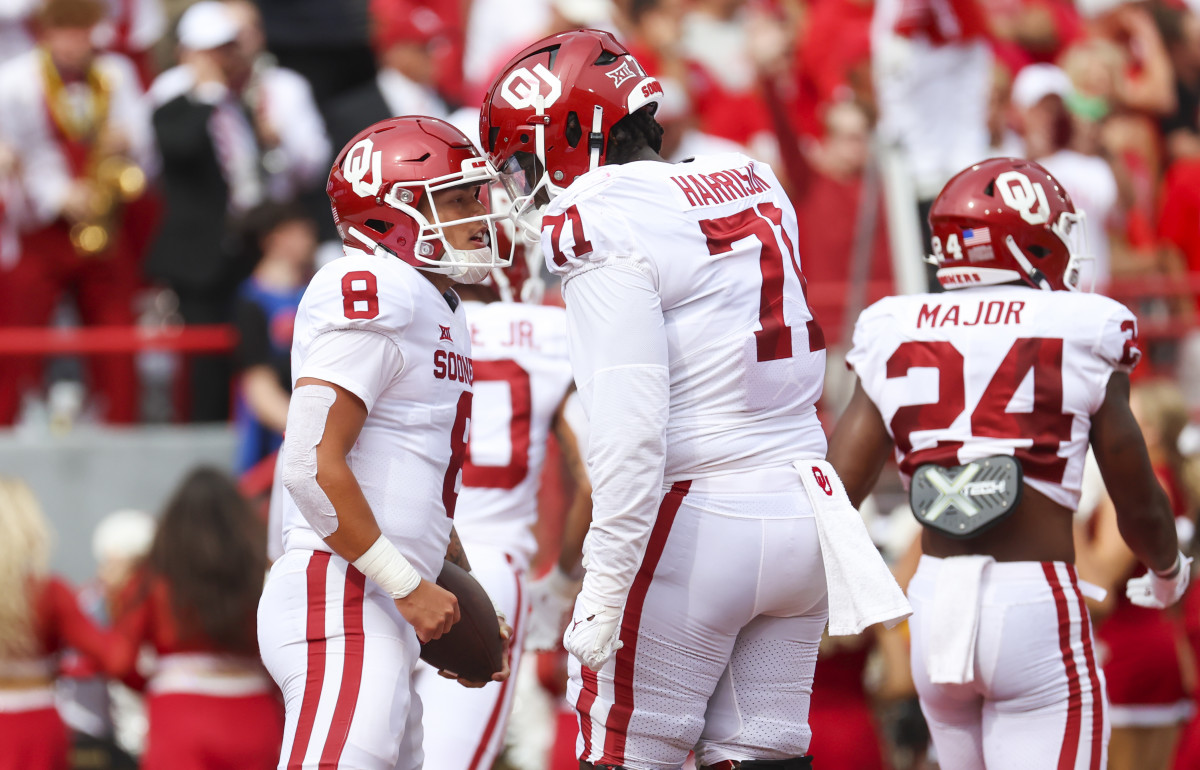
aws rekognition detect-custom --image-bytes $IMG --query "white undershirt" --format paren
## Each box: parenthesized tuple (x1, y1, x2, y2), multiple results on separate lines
(563, 263, 670, 609)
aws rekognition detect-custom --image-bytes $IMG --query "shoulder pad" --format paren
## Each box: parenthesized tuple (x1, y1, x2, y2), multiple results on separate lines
(539, 192, 637, 279)
(299, 256, 419, 343)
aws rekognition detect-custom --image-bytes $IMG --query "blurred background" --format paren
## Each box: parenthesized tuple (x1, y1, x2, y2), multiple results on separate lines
(1, 0, 1200, 767)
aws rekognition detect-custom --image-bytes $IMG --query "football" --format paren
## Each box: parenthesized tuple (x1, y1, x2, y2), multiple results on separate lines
(419, 560, 505, 683)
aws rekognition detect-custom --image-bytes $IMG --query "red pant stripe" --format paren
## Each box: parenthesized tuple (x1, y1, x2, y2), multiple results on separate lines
(468, 573, 524, 770)
(578, 666, 600, 761)
(1043, 562, 1083, 770)
(286, 551, 331, 769)
(1067, 564, 1105, 770)
(601, 480, 692, 765)
(318, 565, 367, 768)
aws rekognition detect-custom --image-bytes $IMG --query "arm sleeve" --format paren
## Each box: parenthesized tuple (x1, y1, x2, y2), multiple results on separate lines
(564, 263, 670, 610)
(271, 70, 331, 189)
(103, 55, 156, 175)
(105, 577, 154, 688)
(4, 85, 71, 224)
(41, 578, 126, 678)
(297, 329, 404, 412)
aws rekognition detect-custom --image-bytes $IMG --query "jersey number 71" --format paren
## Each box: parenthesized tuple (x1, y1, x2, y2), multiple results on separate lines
(700, 202, 825, 362)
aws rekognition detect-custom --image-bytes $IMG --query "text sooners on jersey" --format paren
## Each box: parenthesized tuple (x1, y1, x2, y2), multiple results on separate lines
(846, 285, 1140, 510)
(456, 300, 574, 568)
(280, 252, 474, 580)
(543, 152, 828, 480)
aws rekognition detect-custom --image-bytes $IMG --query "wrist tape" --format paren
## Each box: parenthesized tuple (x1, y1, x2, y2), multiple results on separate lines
(1155, 550, 1185, 580)
(353, 535, 422, 599)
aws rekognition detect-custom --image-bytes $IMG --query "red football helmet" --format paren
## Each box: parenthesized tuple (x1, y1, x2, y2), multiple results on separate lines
(928, 157, 1089, 292)
(479, 28, 664, 240)
(327, 116, 509, 282)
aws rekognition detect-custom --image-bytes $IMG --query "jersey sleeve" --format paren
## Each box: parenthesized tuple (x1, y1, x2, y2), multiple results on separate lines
(845, 299, 897, 382)
(299, 259, 417, 347)
(1091, 301, 1141, 375)
(540, 184, 655, 288)
(297, 329, 404, 413)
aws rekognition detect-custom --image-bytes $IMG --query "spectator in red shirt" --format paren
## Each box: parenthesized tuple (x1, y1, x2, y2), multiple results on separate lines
(792, 100, 893, 348)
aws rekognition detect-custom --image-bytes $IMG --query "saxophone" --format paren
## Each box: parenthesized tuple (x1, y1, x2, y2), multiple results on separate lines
(41, 49, 147, 257)
(69, 145, 146, 257)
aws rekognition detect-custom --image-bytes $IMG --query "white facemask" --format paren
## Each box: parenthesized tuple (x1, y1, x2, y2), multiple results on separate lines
(441, 244, 496, 284)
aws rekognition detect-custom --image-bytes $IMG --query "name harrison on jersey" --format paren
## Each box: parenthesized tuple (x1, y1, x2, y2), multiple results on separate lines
(433, 349, 474, 384)
(670, 164, 771, 208)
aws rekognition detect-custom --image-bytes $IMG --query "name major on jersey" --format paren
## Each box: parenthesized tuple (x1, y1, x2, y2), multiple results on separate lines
(916, 300, 1025, 328)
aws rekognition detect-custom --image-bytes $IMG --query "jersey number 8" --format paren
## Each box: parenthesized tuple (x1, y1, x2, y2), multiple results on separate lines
(342, 271, 380, 320)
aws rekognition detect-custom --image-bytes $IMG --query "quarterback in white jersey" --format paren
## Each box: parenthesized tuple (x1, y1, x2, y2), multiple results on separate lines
(257, 117, 512, 770)
(828, 158, 1186, 770)
(479, 30, 905, 770)
(413, 244, 590, 770)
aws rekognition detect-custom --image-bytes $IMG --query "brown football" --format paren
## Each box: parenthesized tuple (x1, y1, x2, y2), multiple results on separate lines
(419, 560, 505, 683)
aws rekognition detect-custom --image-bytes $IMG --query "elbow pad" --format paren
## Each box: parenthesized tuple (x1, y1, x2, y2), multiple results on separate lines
(280, 384, 340, 538)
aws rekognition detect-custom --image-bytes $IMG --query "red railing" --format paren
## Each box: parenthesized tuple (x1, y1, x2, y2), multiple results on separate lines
(0, 324, 237, 425)
(0, 324, 236, 356)
(1105, 275, 1200, 342)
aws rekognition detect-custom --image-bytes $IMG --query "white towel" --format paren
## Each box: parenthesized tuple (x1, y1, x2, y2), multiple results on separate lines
(796, 460, 913, 636)
(927, 555, 992, 684)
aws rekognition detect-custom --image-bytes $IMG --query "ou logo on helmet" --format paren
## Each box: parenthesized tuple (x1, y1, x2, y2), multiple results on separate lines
(499, 64, 562, 110)
(996, 170, 1051, 225)
(344, 137, 383, 198)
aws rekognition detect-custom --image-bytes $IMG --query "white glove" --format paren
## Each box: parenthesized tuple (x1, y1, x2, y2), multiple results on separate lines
(523, 566, 581, 652)
(563, 597, 623, 671)
(1126, 551, 1193, 609)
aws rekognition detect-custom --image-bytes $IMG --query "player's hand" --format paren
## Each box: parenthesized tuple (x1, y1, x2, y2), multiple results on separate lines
(394, 579, 459, 643)
(563, 597, 622, 671)
(524, 566, 581, 652)
(436, 615, 513, 688)
(1127, 551, 1192, 609)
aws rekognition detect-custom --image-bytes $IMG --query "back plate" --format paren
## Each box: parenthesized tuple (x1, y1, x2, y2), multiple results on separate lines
(909, 455, 1023, 539)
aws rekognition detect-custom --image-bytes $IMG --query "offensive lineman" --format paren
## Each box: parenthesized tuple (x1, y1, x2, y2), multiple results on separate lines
(413, 231, 592, 769)
(480, 29, 905, 769)
(827, 157, 1188, 769)
(257, 117, 511, 770)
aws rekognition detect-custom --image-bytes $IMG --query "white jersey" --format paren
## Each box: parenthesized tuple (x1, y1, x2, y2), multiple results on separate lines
(455, 300, 574, 567)
(846, 285, 1140, 510)
(546, 152, 828, 481)
(278, 252, 474, 580)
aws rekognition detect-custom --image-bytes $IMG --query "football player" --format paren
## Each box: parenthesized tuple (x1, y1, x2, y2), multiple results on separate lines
(412, 214, 593, 769)
(827, 157, 1188, 769)
(480, 29, 837, 770)
(257, 116, 512, 770)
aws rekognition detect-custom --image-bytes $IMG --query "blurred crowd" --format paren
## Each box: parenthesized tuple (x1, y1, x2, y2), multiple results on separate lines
(3, 0, 1200, 767)
(1, 0, 1199, 427)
